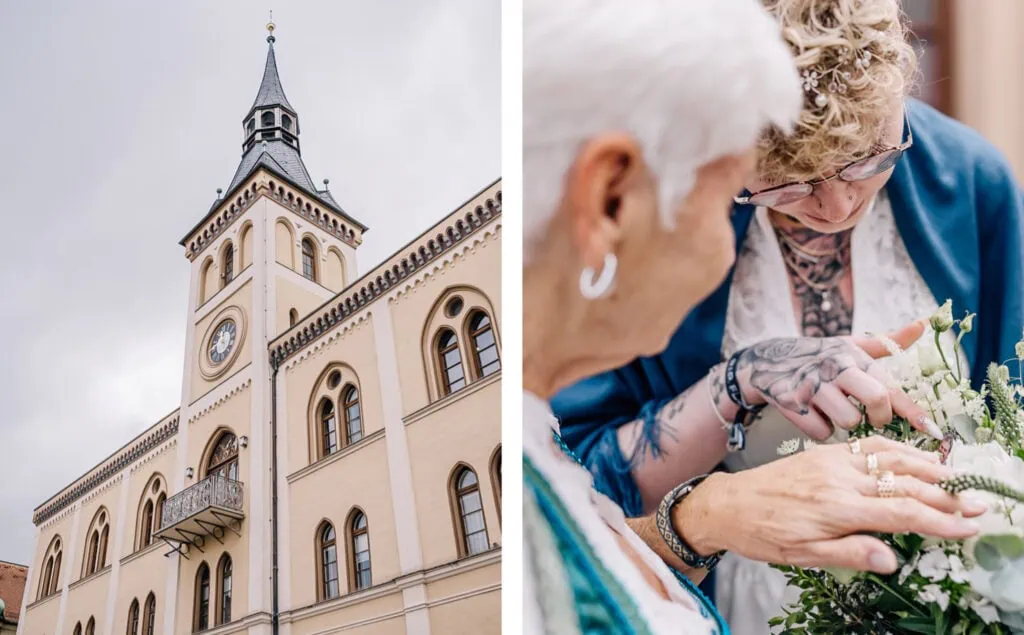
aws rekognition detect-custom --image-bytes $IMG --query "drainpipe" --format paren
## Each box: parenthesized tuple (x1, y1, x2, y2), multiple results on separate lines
(270, 357, 281, 635)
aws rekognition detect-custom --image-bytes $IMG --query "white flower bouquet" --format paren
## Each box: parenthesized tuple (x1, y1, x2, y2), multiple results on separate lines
(771, 301, 1024, 635)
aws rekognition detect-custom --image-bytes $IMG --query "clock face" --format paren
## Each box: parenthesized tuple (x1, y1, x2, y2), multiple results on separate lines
(209, 320, 237, 365)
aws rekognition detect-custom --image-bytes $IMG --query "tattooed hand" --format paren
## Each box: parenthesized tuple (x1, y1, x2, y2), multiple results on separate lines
(732, 320, 944, 440)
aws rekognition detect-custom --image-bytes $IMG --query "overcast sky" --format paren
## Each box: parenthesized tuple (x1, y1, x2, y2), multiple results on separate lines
(0, 1, 500, 565)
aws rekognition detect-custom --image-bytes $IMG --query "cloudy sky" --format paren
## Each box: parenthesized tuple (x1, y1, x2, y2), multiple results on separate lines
(0, 1, 500, 565)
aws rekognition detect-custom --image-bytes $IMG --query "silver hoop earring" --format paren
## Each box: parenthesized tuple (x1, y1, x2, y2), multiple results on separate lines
(579, 253, 618, 300)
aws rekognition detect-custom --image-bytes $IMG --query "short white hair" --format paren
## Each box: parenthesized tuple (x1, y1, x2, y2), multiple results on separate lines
(524, 0, 803, 258)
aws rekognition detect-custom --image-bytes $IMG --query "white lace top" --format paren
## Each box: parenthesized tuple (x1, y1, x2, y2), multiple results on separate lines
(720, 191, 962, 471)
(523, 392, 717, 634)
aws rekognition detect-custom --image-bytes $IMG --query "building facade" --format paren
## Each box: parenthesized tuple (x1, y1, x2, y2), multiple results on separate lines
(1, 561, 28, 634)
(17, 25, 501, 635)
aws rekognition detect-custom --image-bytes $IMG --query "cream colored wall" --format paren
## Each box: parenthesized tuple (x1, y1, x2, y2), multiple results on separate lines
(275, 275, 336, 338)
(189, 280, 254, 401)
(389, 226, 501, 417)
(426, 576, 500, 635)
(282, 318, 386, 469)
(64, 566, 110, 631)
(950, 0, 1024, 182)
(405, 380, 502, 568)
(288, 592, 406, 635)
(286, 436, 400, 607)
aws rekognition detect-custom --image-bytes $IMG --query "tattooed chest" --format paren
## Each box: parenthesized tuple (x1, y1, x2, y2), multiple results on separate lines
(774, 226, 854, 338)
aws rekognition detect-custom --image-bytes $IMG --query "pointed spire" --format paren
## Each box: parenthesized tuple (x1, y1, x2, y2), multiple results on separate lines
(249, 17, 294, 114)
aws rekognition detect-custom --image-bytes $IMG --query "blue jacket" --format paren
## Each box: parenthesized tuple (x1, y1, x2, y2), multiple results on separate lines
(552, 99, 1024, 518)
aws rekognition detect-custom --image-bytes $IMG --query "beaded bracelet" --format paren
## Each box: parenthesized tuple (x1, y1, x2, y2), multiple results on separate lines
(656, 474, 726, 570)
(721, 352, 767, 452)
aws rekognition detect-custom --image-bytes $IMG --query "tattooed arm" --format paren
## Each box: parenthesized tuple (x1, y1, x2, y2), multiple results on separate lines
(617, 323, 938, 515)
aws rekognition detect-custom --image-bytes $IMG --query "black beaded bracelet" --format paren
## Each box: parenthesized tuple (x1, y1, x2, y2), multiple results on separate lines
(656, 474, 726, 570)
(723, 351, 767, 452)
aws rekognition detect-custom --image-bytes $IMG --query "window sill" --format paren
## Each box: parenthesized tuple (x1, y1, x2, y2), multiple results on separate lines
(286, 428, 385, 484)
(404, 371, 501, 427)
(120, 541, 163, 567)
(69, 564, 111, 591)
(24, 590, 61, 611)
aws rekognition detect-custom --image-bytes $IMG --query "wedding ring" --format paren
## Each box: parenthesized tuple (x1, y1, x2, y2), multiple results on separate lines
(876, 470, 896, 498)
(848, 437, 863, 455)
(865, 453, 879, 475)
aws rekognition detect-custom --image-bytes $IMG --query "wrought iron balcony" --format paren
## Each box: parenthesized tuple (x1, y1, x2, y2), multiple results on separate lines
(154, 475, 244, 557)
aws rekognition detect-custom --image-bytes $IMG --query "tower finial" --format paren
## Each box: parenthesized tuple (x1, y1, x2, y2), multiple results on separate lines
(266, 11, 276, 43)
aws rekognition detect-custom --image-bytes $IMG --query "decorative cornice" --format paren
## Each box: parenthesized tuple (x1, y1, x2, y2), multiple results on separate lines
(130, 439, 177, 473)
(33, 416, 180, 525)
(183, 173, 362, 261)
(388, 224, 500, 306)
(280, 313, 370, 372)
(81, 472, 123, 506)
(188, 376, 253, 425)
(270, 190, 501, 369)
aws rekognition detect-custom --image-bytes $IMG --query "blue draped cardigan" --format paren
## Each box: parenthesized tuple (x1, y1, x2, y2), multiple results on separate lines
(552, 98, 1024, 520)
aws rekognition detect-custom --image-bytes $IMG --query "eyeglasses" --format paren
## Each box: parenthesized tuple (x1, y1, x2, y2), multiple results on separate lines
(734, 113, 913, 208)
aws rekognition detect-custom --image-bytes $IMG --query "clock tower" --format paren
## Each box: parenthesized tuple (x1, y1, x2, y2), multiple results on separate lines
(166, 21, 368, 631)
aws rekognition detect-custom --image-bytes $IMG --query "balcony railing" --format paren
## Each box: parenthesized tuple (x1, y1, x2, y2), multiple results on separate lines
(154, 475, 244, 557)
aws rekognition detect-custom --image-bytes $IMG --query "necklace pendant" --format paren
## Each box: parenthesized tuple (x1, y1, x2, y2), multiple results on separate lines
(821, 291, 833, 312)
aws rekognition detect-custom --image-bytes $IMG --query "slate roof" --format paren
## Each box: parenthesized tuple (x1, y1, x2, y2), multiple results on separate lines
(227, 139, 316, 195)
(0, 561, 27, 624)
(249, 39, 294, 114)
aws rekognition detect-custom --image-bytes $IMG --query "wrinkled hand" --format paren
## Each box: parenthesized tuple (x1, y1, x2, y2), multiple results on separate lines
(734, 319, 943, 440)
(676, 436, 984, 573)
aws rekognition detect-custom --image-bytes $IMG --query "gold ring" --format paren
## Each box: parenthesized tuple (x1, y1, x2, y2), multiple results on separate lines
(848, 437, 863, 455)
(866, 453, 880, 475)
(876, 470, 896, 498)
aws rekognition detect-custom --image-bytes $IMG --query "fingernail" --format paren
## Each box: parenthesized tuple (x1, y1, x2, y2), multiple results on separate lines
(962, 497, 989, 515)
(918, 416, 944, 440)
(956, 519, 981, 534)
(869, 551, 896, 572)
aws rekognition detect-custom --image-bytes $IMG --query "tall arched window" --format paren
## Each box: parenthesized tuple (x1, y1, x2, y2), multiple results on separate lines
(38, 536, 62, 599)
(155, 493, 166, 535)
(343, 386, 362, 445)
(491, 446, 502, 523)
(452, 467, 488, 557)
(85, 616, 96, 635)
(261, 111, 275, 127)
(127, 599, 140, 635)
(289, 308, 299, 327)
(217, 554, 233, 626)
(73, 622, 82, 635)
(468, 311, 500, 378)
(320, 399, 338, 457)
(349, 511, 371, 591)
(222, 243, 234, 286)
(318, 523, 340, 600)
(194, 563, 211, 632)
(140, 501, 154, 549)
(301, 238, 317, 281)
(142, 593, 156, 635)
(437, 329, 466, 395)
(206, 432, 239, 481)
(83, 509, 110, 577)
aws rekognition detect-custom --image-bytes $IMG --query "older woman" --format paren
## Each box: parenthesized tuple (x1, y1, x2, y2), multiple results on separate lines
(523, 0, 986, 633)
(551, 0, 1024, 631)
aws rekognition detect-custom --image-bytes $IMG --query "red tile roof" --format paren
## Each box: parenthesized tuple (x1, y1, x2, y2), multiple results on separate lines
(0, 561, 28, 624)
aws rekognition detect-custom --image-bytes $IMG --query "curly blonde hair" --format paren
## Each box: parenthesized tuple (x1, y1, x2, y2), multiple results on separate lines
(757, 0, 918, 182)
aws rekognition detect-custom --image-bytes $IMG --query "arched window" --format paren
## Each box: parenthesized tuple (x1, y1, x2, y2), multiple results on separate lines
(320, 399, 338, 457)
(282, 113, 293, 130)
(343, 386, 362, 445)
(289, 308, 298, 327)
(199, 258, 215, 305)
(194, 563, 211, 632)
(38, 536, 62, 599)
(491, 446, 502, 522)
(86, 616, 96, 635)
(127, 598, 140, 635)
(155, 493, 166, 535)
(452, 467, 488, 557)
(83, 509, 110, 577)
(73, 622, 82, 635)
(301, 238, 317, 281)
(217, 555, 232, 626)
(261, 111, 274, 127)
(222, 243, 234, 286)
(206, 432, 239, 481)
(140, 501, 154, 549)
(318, 523, 340, 600)
(437, 329, 466, 395)
(142, 593, 156, 635)
(468, 311, 500, 378)
(246, 118, 255, 135)
(349, 511, 371, 591)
